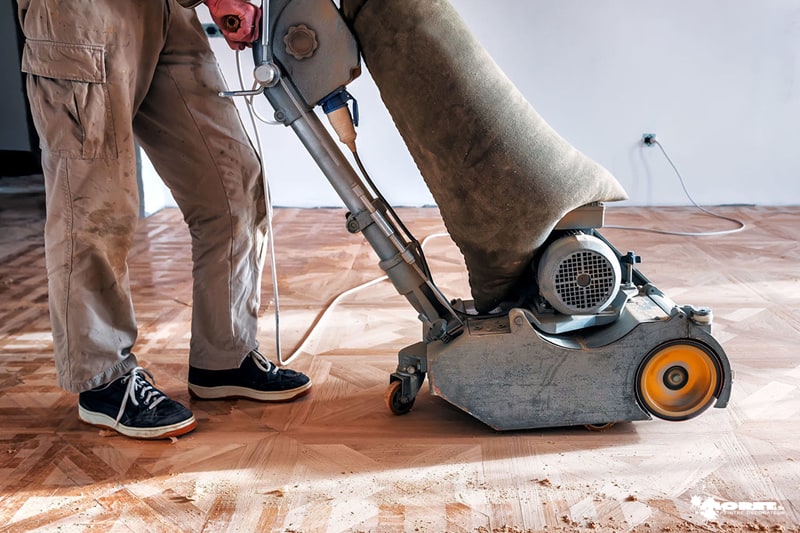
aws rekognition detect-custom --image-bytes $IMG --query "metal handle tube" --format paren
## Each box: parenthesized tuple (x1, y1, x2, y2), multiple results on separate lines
(264, 81, 393, 252)
(263, 79, 455, 327)
(259, 0, 271, 61)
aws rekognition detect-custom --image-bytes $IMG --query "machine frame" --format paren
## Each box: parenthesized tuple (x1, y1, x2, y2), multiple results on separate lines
(228, 0, 733, 431)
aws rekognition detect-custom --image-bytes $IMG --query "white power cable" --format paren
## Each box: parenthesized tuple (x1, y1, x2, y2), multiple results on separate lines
(270, 231, 451, 366)
(232, 50, 453, 366)
(232, 50, 286, 365)
(235, 51, 280, 125)
(605, 139, 746, 237)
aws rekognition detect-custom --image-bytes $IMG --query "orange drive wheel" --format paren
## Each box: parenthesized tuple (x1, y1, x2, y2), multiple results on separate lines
(385, 380, 415, 416)
(636, 340, 722, 421)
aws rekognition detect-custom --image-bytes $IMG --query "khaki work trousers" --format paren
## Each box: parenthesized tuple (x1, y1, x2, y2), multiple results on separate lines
(17, 0, 267, 393)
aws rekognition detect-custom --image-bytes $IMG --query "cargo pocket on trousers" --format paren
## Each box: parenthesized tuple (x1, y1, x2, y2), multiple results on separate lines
(21, 40, 118, 160)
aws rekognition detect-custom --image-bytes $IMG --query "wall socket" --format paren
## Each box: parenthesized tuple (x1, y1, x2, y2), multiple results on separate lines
(202, 23, 223, 38)
(642, 133, 657, 145)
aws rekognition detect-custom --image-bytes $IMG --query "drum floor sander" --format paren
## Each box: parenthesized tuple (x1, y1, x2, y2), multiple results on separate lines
(223, 0, 732, 431)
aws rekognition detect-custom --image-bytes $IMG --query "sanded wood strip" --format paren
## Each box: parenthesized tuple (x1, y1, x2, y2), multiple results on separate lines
(1, 202, 799, 531)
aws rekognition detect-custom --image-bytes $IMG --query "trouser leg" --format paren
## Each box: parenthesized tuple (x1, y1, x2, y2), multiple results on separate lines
(18, 0, 170, 392)
(39, 156, 141, 393)
(133, 4, 267, 370)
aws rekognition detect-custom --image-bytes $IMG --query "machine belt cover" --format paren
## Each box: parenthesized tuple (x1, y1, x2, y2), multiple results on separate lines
(341, 0, 628, 313)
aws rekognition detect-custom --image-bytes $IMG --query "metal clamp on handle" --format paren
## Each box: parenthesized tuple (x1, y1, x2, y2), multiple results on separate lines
(219, 0, 280, 99)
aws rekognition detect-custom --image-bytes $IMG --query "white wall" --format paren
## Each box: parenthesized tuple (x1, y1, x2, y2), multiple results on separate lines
(137, 145, 176, 216)
(456, 0, 800, 207)
(143, 1, 800, 211)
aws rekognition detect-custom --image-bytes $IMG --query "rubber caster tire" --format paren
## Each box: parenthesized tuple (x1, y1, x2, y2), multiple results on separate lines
(385, 380, 415, 416)
(584, 422, 615, 432)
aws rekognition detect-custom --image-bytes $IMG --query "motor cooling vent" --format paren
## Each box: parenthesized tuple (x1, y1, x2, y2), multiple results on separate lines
(537, 233, 621, 316)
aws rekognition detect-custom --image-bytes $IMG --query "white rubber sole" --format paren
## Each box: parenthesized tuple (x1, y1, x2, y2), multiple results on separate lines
(188, 380, 312, 401)
(78, 405, 198, 439)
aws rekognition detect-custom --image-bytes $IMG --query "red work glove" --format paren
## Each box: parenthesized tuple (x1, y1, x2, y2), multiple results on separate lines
(205, 0, 261, 50)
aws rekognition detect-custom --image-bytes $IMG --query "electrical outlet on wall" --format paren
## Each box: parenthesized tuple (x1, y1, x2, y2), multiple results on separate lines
(642, 133, 657, 146)
(202, 23, 224, 38)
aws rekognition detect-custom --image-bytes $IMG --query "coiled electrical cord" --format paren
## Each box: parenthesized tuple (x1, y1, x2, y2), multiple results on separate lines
(604, 139, 746, 237)
(234, 51, 448, 366)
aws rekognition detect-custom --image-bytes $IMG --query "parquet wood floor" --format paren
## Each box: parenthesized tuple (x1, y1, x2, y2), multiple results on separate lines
(1, 199, 798, 532)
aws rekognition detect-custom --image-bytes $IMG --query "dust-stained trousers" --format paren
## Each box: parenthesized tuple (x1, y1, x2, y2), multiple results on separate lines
(16, 0, 266, 393)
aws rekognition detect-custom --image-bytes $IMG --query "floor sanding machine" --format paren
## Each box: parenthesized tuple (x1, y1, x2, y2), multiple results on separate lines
(226, 0, 733, 430)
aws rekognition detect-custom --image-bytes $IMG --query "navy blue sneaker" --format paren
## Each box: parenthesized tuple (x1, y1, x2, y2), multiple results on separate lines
(188, 350, 312, 401)
(78, 367, 197, 439)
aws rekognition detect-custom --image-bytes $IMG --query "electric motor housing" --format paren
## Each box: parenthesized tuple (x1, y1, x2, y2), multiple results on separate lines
(537, 232, 621, 315)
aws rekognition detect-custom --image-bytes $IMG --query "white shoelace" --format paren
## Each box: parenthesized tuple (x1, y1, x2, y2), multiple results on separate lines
(249, 350, 279, 375)
(115, 367, 167, 426)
